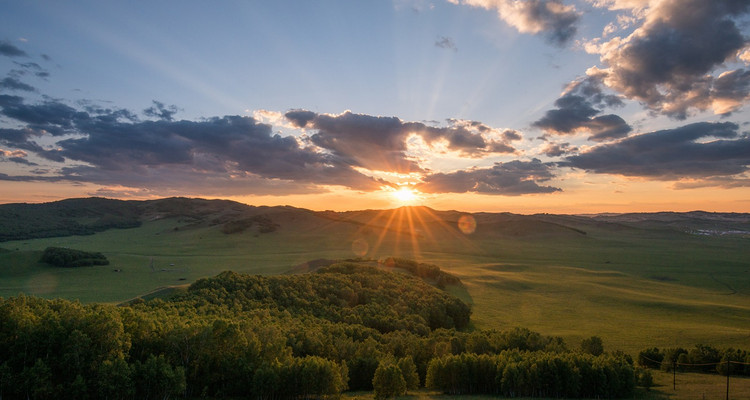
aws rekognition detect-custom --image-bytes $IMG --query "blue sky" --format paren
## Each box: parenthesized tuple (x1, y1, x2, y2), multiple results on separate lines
(1, 0, 750, 212)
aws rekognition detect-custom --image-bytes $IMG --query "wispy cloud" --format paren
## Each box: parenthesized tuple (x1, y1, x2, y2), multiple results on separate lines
(435, 35, 458, 51)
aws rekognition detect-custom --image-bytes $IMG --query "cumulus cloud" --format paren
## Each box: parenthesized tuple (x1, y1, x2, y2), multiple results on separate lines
(418, 159, 561, 195)
(587, 0, 750, 118)
(452, 0, 580, 46)
(285, 110, 520, 173)
(563, 121, 750, 180)
(533, 76, 631, 141)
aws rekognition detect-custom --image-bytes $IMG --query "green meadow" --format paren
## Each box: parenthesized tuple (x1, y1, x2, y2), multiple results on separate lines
(1, 202, 748, 358)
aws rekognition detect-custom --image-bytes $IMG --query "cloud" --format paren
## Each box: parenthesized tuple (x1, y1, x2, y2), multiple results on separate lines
(533, 76, 631, 141)
(453, 0, 580, 46)
(0, 77, 37, 92)
(10, 61, 51, 80)
(672, 176, 750, 190)
(710, 69, 750, 115)
(0, 97, 385, 194)
(435, 36, 458, 51)
(143, 101, 179, 121)
(587, 0, 750, 118)
(418, 159, 561, 194)
(563, 121, 750, 180)
(285, 110, 519, 173)
(0, 40, 28, 57)
(540, 141, 577, 157)
(0, 148, 37, 166)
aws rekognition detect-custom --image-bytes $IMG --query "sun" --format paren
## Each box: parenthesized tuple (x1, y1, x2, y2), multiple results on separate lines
(390, 187, 421, 205)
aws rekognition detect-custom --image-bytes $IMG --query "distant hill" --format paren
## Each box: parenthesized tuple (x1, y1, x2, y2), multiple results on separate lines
(1, 197, 749, 242)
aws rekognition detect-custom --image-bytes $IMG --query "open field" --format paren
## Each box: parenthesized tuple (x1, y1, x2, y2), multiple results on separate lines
(1, 201, 748, 356)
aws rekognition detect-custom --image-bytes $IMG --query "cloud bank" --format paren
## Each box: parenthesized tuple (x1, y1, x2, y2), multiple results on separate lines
(564, 122, 750, 183)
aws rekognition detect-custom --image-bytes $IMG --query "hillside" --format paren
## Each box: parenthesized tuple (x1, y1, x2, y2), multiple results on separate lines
(0, 197, 748, 355)
(0, 263, 643, 399)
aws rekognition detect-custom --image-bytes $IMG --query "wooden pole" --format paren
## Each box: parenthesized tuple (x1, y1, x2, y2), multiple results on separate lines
(673, 360, 676, 390)
(726, 359, 730, 400)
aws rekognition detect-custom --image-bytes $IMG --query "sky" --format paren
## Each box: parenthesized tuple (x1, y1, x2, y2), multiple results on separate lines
(1, 0, 750, 213)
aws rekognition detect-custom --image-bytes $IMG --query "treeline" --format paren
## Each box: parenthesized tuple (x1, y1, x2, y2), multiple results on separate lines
(638, 345, 750, 375)
(0, 198, 141, 242)
(39, 246, 109, 268)
(0, 264, 640, 399)
(426, 351, 635, 398)
(382, 257, 462, 288)
(221, 215, 279, 234)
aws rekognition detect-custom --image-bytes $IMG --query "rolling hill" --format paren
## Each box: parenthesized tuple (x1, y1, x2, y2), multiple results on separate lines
(0, 197, 748, 354)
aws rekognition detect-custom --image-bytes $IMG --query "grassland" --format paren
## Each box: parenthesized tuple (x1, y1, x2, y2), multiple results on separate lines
(1, 201, 748, 359)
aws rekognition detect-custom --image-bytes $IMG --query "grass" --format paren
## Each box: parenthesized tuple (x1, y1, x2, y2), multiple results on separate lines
(1, 210, 748, 355)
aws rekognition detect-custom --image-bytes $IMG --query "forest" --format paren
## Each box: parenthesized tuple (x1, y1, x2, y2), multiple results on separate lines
(38, 247, 110, 268)
(0, 260, 655, 400)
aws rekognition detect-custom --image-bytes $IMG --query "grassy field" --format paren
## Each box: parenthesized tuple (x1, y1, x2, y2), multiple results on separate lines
(1, 206, 748, 357)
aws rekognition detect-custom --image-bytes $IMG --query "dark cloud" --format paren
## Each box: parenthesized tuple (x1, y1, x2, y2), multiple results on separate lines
(455, 0, 580, 46)
(0, 40, 27, 57)
(285, 109, 317, 128)
(510, 0, 579, 46)
(284, 110, 519, 173)
(502, 129, 522, 141)
(143, 101, 179, 121)
(711, 69, 750, 115)
(0, 95, 87, 133)
(6, 156, 37, 166)
(10, 62, 50, 79)
(541, 141, 577, 157)
(563, 121, 750, 179)
(435, 36, 458, 51)
(0, 97, 384, 193)
(589, 0, 750, 118)
(0, 77, 37, 92)
(533, 77, 631, 141)
(418, 159, 561, 195)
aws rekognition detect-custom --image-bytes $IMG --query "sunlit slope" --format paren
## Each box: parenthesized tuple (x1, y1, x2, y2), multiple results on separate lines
(0, 198, 748, 353)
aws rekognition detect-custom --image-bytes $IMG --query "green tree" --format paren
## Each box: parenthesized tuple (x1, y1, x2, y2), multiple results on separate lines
(373, 359, 407, 399)
(397, 356, 420, 390)
(580, 336, 604, 356)
(96, 358, 134, 400)
(635, 367, 653, 391)
(133, 354, 186, 400)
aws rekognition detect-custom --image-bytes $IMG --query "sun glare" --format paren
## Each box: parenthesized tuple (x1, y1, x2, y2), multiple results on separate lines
(391, 187, 420, 205)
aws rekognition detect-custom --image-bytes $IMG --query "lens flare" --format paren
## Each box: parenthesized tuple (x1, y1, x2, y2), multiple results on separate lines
(458, 214, 476, 234)
(351, 238, 369, 257)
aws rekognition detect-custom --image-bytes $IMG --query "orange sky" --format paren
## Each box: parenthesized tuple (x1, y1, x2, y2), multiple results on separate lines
(3, 178, 749, 214)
